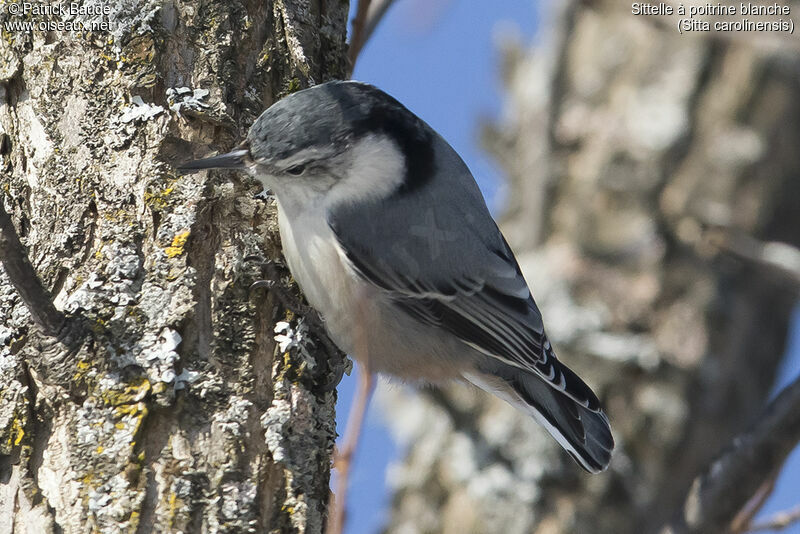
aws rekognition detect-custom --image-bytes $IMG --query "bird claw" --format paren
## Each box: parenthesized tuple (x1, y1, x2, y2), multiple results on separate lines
(242, 254, 266, 264)
(248, 279, 275, 294)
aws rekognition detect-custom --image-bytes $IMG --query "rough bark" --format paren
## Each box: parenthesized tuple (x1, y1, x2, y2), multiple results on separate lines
(382, 2, 800, 533)
(0, 1, 348, 532)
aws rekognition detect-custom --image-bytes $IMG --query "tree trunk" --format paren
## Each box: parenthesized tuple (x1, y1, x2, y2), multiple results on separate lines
(0, 1, 348, 532)
(382, 2, 800, 533)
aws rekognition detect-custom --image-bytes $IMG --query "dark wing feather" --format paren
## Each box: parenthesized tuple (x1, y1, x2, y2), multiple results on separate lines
(325, 124, 601, 412)
(333, 219, 602, 413)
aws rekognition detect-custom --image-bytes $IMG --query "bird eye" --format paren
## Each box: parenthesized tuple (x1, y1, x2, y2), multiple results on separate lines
(286, 164, 306, 176)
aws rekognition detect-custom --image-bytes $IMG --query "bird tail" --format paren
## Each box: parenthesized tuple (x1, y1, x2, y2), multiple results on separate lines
(464, 360, 614, 473)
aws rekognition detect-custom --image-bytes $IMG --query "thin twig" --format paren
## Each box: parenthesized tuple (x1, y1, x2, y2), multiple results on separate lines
(661, 374, 800, 534)
(360, 0, 396, 55)
(730, 476, 778, 533)
(347, 0, 372, 75)
(707, 229, 800, 289)
(0, 197, 67, 337)
(747, 504, 800, 532)
(347, 0, 397, 76)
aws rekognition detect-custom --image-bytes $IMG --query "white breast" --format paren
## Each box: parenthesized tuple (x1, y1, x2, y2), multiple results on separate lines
(277, 201, 363, 356)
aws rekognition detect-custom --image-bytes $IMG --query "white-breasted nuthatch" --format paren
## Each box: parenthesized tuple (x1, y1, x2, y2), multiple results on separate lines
(180, 81, 613, 472)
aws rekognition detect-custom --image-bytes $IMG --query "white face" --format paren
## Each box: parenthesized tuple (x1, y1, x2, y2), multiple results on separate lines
(249, 133, 407, 215)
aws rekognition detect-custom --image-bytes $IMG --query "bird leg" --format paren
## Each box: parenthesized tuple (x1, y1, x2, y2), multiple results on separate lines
(326, 302, 375, 534)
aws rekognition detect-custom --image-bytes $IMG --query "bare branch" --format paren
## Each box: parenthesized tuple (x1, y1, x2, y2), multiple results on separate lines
(661, 374, 800, 534)
(360, 0, 396, 54)
(730, 476, 777, 533)
(0, 197, 67, 337)
(707, 229, 800, 289)
(347, 0, 397, 76)
(747, 504, 800, 532)
(347, 0, 372, 75)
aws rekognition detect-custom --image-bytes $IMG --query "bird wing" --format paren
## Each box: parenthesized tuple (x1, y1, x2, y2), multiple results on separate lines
(327, 181, 602, 413)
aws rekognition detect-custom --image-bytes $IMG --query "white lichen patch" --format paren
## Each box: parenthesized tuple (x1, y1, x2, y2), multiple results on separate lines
(220, 481, 258, 521)
(117, 95, 165, 124)
(0, 273, 27, 344)
(62, 272, 105, 313)
(75, 379, 149, 453)
(273, 321, 295, 353)
(138, 328, 182, 384)
(212, 396, 253, 439)
(174, 368, 201, 391)
(261, 380, 319, 470)
(262, 392, 292, 464)
(58, 240, 148, 354)
(166, 87, 210, 117)
(274, 318, 317, 371)
(104, 242, 142, 281)
(86, 473, 139, 529)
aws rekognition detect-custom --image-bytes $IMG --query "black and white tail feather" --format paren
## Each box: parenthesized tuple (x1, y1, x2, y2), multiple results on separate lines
(465, 349, 614, 473)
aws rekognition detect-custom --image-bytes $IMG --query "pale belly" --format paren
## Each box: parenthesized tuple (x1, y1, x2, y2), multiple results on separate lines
(277, 204, 471, 382)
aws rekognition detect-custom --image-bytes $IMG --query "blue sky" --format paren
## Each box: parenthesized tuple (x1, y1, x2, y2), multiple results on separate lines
(756, 304, 800, 533)
(337, 2, 800, 533)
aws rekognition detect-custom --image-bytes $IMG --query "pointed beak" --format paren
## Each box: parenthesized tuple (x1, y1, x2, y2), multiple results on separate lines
(177, 148, 250, 173)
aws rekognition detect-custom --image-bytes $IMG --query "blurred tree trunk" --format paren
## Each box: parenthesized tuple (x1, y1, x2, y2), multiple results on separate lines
(0, 1, 347, 532)
(382, 2, 800, 533)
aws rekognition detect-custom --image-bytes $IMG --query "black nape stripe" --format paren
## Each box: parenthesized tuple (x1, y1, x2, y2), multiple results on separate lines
(324, 82, 437, 196)
(352, 107, 436, 196)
